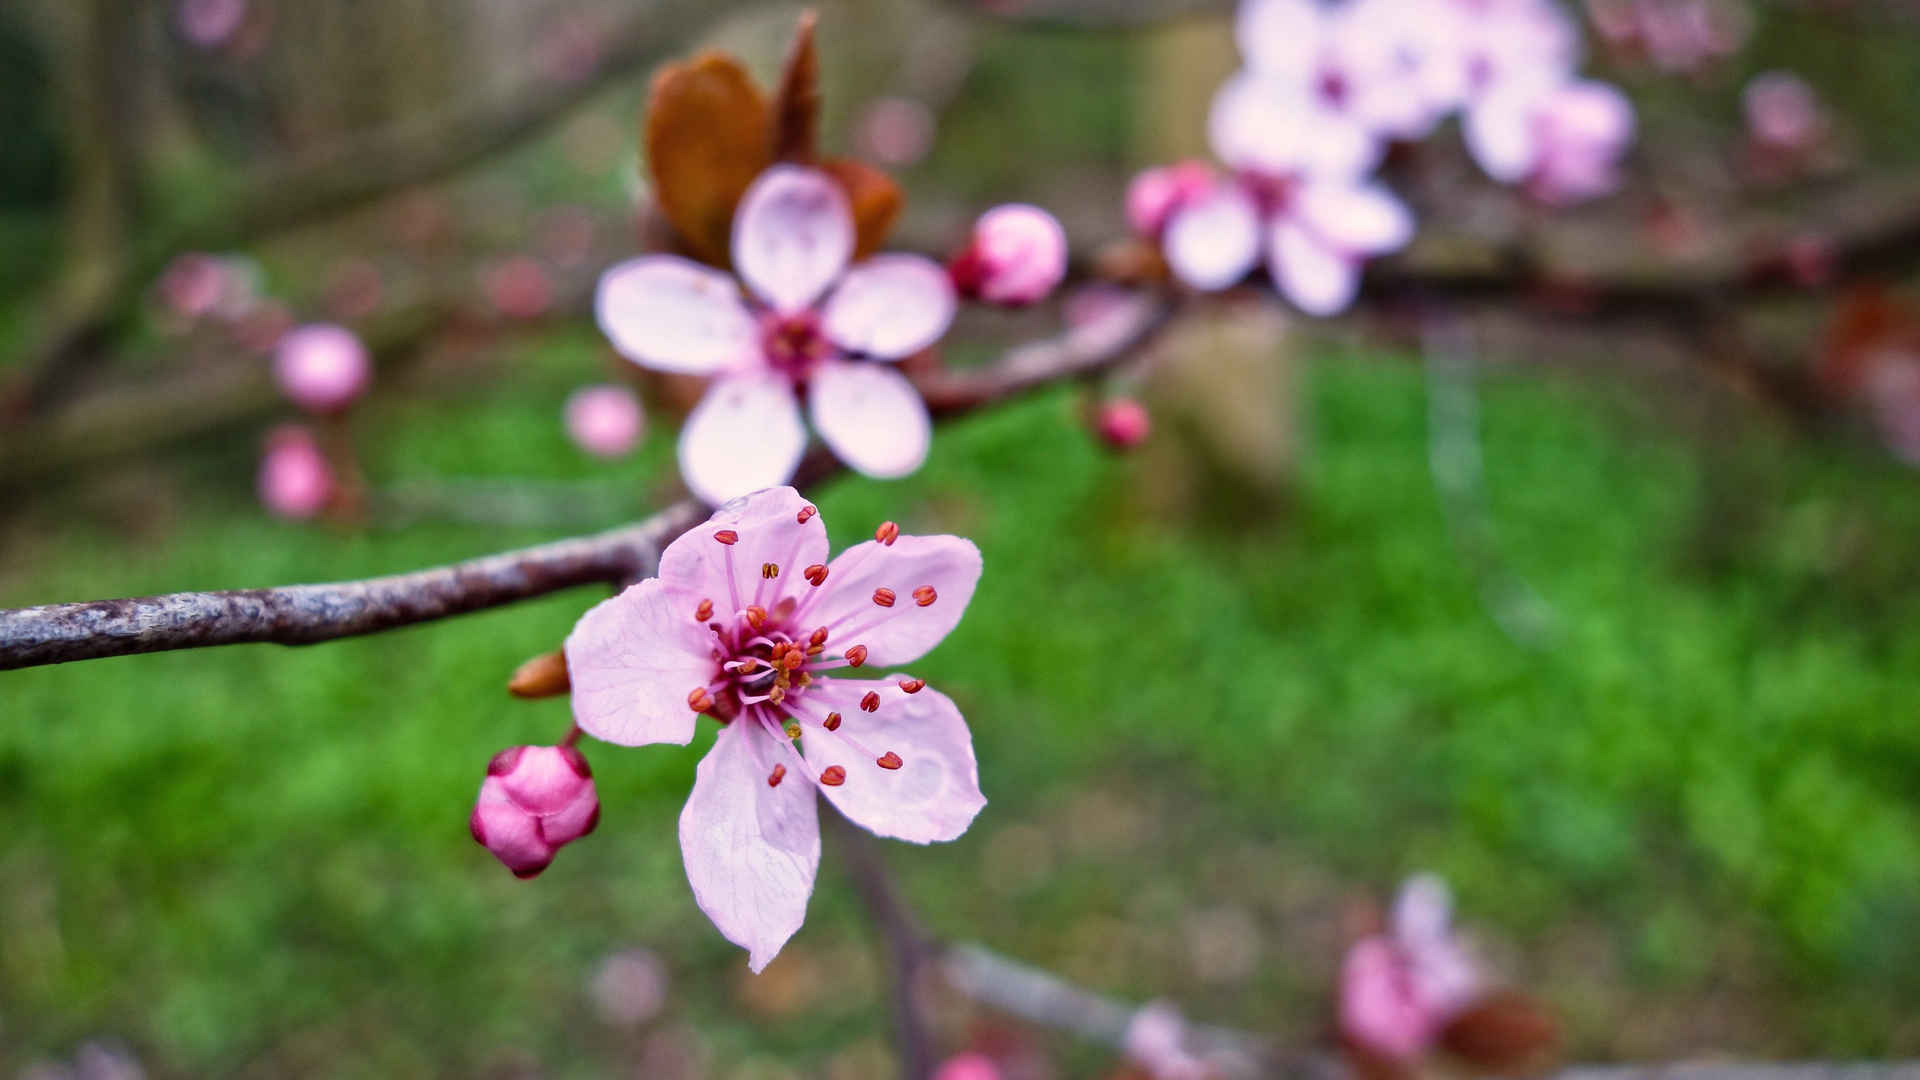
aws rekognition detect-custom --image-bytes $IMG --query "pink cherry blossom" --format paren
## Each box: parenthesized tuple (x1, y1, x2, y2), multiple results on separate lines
(951, 204, 1069, 307)
(469, 744, 601, 878)
(1127, 161, 1216, 239)
(1338, 874, 1483, 1062)
(1467, 77, 1636, 205)
(274, 323, 371, 414)
(1744, 71, 1822, 155)
(564, 487, 985, 970)
(565, 384, 646, 459)
(257, 426, 334, 519)
(931, 1053, 1001, 1080)
(596, 166, 956, 505)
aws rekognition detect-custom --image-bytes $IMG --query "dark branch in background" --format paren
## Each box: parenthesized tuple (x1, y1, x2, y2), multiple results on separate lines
(832, 813, 937, 1080)
(0, 294, 1173, 671)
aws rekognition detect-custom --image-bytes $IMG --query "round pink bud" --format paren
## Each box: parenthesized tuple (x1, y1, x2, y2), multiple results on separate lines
(257, 426, 334, 520)
(953, 204, 1069, 307)
(469, 745, 600, 878)
(274, 323, 370, 414)
(1125, 160, 1214, 239)
(157, 253, 226, 321)
(1744, 71, 1821, 153)
(485, 256, 554, 320)
(931, 1053, 1001, 1080)
(178, 0, 247, 49)
(565, 384, 645, 459)
(1095, 398, 1151, 451)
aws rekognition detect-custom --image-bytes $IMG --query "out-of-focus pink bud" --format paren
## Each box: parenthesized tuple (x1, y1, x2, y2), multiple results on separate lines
(1096, 398, 1151, 451)
(158, 253, 226, 321)
(931, 1053, 1001, 1080)
(486, 256, 555, 320)
(565, 384, 645, 458)
(470, 744, 600, 878)
(1126, 161, 1215, 239)
(1339, 936, 1434, 1062)
(951, 204, 1069, 307)
(274, 323, 370, 413)
(178, 0, 247, 49)
(257, 426, 334, 520)
(858, 97, 938, 168)
(1744, 71, 1821, 154)
(590, 947, 670, 1027)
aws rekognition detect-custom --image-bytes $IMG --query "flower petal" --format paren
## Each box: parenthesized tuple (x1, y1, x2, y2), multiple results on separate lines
(1463, 86, 1546, 185)
(800, 534, 981, 667)
(679, 722, 821, 972)
(1339, 936, 1434, 1061)
(1296, 181, 1415, 256)
(566, 578, 715, 747)
(594, 256, 759, 375)
(1209, 73, 1380, 180)
(807, 361, 931, 480)
(733, 165, 854, 313)
(821, 255, 956, 359)
(1270, 220, 1361, 316)
(678, 375, 808, 507)
(800, 679, 985, 844)
(657, 485, 829, 611)
(1163, 186, 1262, 293)
(1235, 0, 1322, 75)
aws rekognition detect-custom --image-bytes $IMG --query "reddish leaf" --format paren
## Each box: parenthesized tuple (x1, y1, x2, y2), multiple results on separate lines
(645, 52, 771, 266)
(822, 158, 903, 258)
(770, 11, 821, 164)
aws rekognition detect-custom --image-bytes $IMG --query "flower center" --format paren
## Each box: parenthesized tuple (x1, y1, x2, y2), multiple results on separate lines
(760, 311, 833, 380)
(1317, 66, 1350, 109)
(1237, 170, 1299, 218)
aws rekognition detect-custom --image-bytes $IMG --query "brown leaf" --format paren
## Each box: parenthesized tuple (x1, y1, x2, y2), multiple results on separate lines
(1438, 991, 1561, 1074)
(508, 648, 571, 699)
(821, 158, 903, 258)
(770, 11, 821, 164)
(645, 52, 771, 266)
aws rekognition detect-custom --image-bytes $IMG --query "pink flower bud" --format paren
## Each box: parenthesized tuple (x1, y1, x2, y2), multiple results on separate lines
(951, 204, 1068, 307)
(1340, 936, 1435, 1062)
(157, 253, 226, 321)
(1744, 71, 1821, 154)
(858, 97, 938, 168)
(257, 426, 334, 520)
(1126, 161, 1214, 239)
(931, 1053, 1001, 1080)
(565, 384, 645, 458)
(274, 323, 370, 414)
(470, 744, 600, 878)
(486, 256, 555, 320)
(178, 0, 247, 49)
(1096, 398, 1151, 450)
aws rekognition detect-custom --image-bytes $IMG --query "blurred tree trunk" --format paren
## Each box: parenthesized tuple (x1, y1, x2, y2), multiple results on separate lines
(42, 0, 141, 333)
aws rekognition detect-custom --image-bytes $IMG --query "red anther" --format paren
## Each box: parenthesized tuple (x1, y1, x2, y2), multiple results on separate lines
(872, 588, 896, 608)
(768, 764, 787, 787)
(860, 691, 880, 712)
(877, 751, 903, 770)
(875, 521, 899, 545)
(761, 562, 779, 579)
(694, 598, 714, 622)
(898, 678, 925, 694)
(806, 645, 823, 658)
(804, 563, 829, 587)
(714, 529, 739, 545)
(687, 688, 713, 712)
(709, 621, 724, 634)
(797, 505, 817, 524)
(745, 605, 768, 630)
(809, 627, 829, 647)
(912, 586, 937, 607)
(845, 644, 868, 667)
(824, 711, 842, 731)
(820, 766, 847, 787)
(736, 657, 760, 675)
(783, 651, 805, 671)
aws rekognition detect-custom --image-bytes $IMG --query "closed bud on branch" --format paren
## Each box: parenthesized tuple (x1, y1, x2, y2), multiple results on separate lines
(470, 745, 600, 878)
(507, 648, 572, 699)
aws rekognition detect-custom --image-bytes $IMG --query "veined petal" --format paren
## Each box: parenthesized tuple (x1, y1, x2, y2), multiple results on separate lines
(679, 722, 821, 972)
(804, 534, 981, 667)
(1296, 181, 1414, 256)
(566, 578, 716, 747)
(820, 255, 956, 360)
(677, 375, 808, 507)
(807, 361, 931, 480)
(1270, 219, 1361, 316)
(733, 165, 854, 313)
(658, 485, 829, 610)
(594, 256, 759, 375)
(801, 680, 984, 844)
(1163, 186, 1262, 293)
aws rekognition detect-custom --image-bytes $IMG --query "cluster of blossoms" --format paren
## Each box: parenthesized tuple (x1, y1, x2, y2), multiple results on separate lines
(1130, 0, 1635, 313)
(1585, 0, 1750, 73)
(258, 323, 371, 520)
(474, 487, 986, 970)
(1338, 874, 1490, 1066)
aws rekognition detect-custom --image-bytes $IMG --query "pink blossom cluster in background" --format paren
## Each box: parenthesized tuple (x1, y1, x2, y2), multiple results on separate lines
(255, 323, 371, 519)
(1338, 874, 1483, 1062)
(1586, 0, 1751, 72)
(1130, 0, 1637, 312)
(564, 384, 645, 459)
(256, 425, 335, 520)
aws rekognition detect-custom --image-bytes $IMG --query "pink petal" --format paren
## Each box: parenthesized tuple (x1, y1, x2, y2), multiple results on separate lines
(732, 165, 854, 314)
(471, 777, 554, 876)
(821, 254, 956, 359)
(498, 745, 594, 816)
(539, 784, 602, 848)
(566, 578, 716, 747)
(564, 384, 645, 459)
(1390, 873, 1454, 948)
(677, 375, 808, 506)
(1163, 186, 1262, 293)
(804, 533, 982, 667)
(1464, 84, 1547, 184)
(1208, 72, 1308, 175)
(1548, 80, 1636, 156)
(1235, 0, 1322, 75)
(1296, 182, 1415, 256)
(1339, 936, 1435, 1061)
(657, 485, 829, 609)
(801, 680, 984, 844)
(806, 361, 931, 480)
(595, 256, 759, 375)
(1270, 220, 1362, 316)
(274, 323, 370, 413)
(678, 721, 821, 972)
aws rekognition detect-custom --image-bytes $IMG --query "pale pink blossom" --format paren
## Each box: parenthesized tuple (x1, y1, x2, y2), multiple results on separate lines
(1744, 71, 1822, 155)
(565, 487, 985, 970)
(274, 323, 370, 413)
(486, 255, 555, 320)
(469, 744, 601, 878)
(1096, 398, 1152, 450)
(951, 204, 1068, 307)
(257, 426, 334, 519)
(858, 97, 938, 168)
(177, 0, 247, 49)
(597, 167, 956, 504)
(565, 384, 645, 459)
(1123, 1002, 1219, 1080)
(1127, 161, 1216, 239)
(1338, 874, 1483, 1062)
(931, 1053, 1001, 1080)
(1467, 77, 1636, 205)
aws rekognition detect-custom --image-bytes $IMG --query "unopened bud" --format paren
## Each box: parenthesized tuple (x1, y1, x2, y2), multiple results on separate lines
(1095, 397, 1152, 451)
(1126, 160, 1214, 239)
(274, 323, 370, 414)
(470, 745, 600, 878)
(508, 648, 571, 699)
(951, 204, 1069, 307)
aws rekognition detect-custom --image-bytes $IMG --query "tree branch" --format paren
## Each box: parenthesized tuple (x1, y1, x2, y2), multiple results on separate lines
(832, 812, 938, 1080)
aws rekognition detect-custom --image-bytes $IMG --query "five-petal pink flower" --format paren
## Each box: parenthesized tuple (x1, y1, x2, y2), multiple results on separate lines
(565, 486, 986, 970)
(596, 166, 957, 505)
